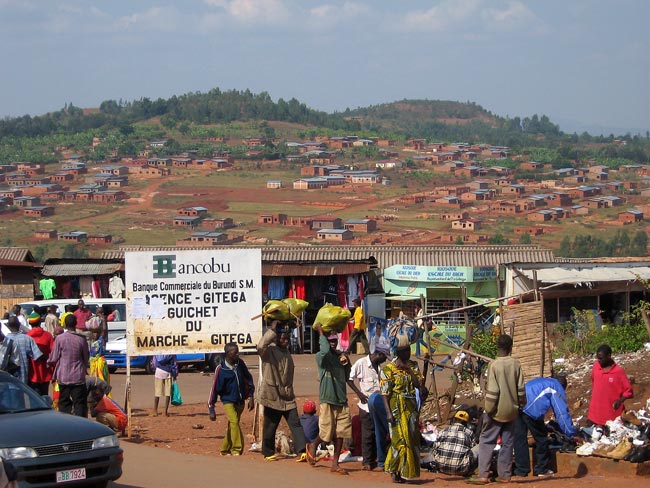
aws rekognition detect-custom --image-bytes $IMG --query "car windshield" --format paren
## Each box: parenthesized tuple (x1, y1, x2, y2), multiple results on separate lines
(0, 374, 50, 413)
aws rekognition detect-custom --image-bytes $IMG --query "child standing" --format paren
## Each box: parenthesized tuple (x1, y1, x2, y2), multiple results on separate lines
(207, 342, 255, 456)
(89, 329, 110, 386)
(153, 354, 178, 417)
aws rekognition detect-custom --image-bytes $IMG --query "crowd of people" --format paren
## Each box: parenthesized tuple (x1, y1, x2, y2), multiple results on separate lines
(203, 299, 644, 484)
(0, 300, 126, 433)
(2, 297, 646, 483)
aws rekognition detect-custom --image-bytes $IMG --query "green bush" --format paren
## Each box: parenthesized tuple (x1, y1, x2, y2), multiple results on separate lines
(553, 307, 648, 356)
(470, 329, 497, 359)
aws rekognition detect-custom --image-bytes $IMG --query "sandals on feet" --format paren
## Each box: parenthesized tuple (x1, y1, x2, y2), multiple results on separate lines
(466, 477, 490, 485)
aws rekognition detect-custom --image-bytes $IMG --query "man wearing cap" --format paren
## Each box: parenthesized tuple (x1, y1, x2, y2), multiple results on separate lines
(256, 320, 307, 462)
(434, 410, 479, 477)
(347, 342, 390, 471)
(307, 323, 353, 475)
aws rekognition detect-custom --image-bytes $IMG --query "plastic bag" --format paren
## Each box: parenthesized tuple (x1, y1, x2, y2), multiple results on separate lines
(262, 300, 292, 321)
(314, 303, 352, 333)
(171, 381, 183, 406)
(282, 298, 309, 317)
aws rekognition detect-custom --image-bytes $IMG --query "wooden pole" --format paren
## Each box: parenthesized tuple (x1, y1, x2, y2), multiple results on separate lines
(428, 336, 493, 362)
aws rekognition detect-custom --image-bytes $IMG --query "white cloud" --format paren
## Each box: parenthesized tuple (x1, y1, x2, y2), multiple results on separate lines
(115, 6, 181, 32)
(482, 1, 545, 32)
(401, 0, 481, 33)
(204, 0, 291, 25)
(399, 0, 546, 35)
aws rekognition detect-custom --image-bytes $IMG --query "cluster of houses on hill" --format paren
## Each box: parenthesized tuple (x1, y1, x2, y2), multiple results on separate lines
(0, 153, 236, 218)
(172, 207, 242, 247)
(256, 213, 377, 241)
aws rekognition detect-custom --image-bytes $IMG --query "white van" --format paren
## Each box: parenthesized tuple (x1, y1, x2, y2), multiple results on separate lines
(17, 298, 126, 341)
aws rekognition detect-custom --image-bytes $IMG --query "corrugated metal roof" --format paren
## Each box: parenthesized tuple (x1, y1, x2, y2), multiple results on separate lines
(262, 263, 369, 276)
(41, 263, 123, 276)
(0, 247, 35, 263)
(520, 265, 650, 284)
(104, 245, 555, 269)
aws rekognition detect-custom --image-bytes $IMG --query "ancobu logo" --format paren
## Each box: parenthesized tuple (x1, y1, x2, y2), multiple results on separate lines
(152, 254, 232, 279)
(153, 255, 176, 278)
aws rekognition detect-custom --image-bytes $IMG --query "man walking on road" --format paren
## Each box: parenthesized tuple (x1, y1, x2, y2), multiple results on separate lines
(208, 342, 254, 456)
(48, 315, 89, 417)
(307, 323, 353, 475)
(256, 321, 307, 461)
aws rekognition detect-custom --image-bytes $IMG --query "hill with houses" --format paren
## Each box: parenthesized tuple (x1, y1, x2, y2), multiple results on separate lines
(0, 90, 648, 259)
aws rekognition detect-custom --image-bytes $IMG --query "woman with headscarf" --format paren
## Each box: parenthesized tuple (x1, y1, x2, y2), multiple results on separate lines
(380, 334, 424, 484)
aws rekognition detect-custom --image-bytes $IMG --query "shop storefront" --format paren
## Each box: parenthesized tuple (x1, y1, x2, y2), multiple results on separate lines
(383, 264, 500, 350)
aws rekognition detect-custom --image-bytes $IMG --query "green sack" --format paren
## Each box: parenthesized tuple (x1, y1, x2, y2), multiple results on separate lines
(171, 380, 183, 406)
(314, 303, 352, 333)
(262, 300, 291, 321)
(282, 298, 309, 317)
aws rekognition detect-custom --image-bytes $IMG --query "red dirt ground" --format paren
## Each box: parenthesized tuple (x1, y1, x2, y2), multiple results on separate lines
(125, 350, 650, 485)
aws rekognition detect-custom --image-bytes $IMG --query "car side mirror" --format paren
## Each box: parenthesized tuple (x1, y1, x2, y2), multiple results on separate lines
(41, 395, 54, 408)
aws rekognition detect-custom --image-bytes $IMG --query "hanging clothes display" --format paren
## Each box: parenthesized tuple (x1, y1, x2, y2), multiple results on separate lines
(109, 275, 125, 298)
(39, 277, 56, 299)
(347, 274, 359, 305)
(337, 276, 348, 310)
(288, 278, 306, 300)
(267, 277, 286, 300)
(91, 277, 102, 298)
(79, 276, 93, 299)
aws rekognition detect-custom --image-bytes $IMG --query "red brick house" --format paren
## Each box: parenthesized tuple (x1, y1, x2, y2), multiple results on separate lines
(344, 219, 377, 233)
(34, 230, 57, 240)
(23, 206, 54, 217)
(311, 217, 343, 230)
(316, 229, 353, 241)
(441, 211, 469, 222)
(87, 234, 113, 244)
(451, 219, 482, 231)
(177, 207, 208, 218)
(618, 210, 644, 224)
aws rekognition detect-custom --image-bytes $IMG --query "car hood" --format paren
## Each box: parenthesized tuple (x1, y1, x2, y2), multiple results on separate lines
(0, 409, 115, 447)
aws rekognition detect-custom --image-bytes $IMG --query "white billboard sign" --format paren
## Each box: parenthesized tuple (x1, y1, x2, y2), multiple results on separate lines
(125, 249, 262, 355)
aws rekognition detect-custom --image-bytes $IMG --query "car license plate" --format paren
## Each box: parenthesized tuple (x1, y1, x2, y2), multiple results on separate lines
(106, 359, 115, 365)
(56, 467, 86, 483)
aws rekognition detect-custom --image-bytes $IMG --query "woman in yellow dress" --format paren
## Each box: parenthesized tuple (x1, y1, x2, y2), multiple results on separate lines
(380, 336, 424, 483)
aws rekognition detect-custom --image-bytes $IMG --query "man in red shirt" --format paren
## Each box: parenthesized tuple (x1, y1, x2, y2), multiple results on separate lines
(587, 344, 633, 427)
(90, 386, 128, 432)
(73, 299, 93, 348)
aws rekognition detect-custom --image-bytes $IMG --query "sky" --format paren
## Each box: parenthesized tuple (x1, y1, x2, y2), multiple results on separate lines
(1, 0, 648, 135)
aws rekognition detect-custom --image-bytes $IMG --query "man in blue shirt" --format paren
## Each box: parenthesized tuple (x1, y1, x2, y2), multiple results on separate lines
(513, 374, 575, 478)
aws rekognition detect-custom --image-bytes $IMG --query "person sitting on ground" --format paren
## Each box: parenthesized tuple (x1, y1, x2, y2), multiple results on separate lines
(90, 386, 127, 433)
(513, 374, 577, 478)
(300, 400, 320, 444)
(434, 410, 479, 477)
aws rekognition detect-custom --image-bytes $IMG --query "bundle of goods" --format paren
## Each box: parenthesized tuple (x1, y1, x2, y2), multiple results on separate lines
(261, 298, 310, 322)
(386, 316, 418, 352)
(314, 303, 351, 333)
